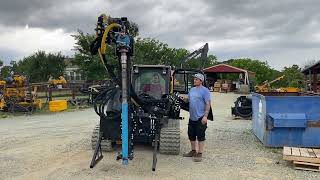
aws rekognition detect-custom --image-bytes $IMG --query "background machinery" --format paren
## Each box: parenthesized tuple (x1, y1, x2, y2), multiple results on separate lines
(173, 43, 209, 94)
(180, 43, 209, 69)
(88, 14, 212, 171)
(231, 75, 285, 119)
(231, 75, 300, 119)
(255, 75, 285, 93)
(0, 75, 41, 113)
(48, 76, 67, 88)
(231, 95, 252, 118)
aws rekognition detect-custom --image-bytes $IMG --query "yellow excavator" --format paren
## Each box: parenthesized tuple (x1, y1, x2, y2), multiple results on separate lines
(255, 75, 300, 93)
(255, 75, 285, 92)
(0, 75, 42, 112)
(48, 76, 67, 87)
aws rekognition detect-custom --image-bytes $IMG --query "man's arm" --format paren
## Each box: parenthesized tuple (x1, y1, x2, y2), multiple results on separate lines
(201, 101, 210, 124)
(202, 89, 211, 124)
(203, 101, 211, 118)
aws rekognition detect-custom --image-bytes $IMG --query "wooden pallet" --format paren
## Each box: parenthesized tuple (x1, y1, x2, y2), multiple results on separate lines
(283, 147, 320, 172)
(293, 161, 320, 172)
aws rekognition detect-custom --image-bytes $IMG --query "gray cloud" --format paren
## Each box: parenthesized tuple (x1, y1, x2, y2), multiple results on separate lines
(0, 48, 23, 64)
(0, 0, 64, 26)
(0, 0, 320, 69)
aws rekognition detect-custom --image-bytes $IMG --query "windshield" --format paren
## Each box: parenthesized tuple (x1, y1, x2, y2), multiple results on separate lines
(134, 71, 166, 99)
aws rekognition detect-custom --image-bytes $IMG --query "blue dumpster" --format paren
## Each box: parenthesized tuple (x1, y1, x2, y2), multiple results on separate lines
(252, 93, 320, 147)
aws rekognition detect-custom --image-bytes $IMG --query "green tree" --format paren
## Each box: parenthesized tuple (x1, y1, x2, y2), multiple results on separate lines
(281, 65, 304, 88)
(225, 58, 280, 84)
(133, 38, 217, 69)
(0, 66, 12, 79)
(128, 22, 139, 37)
(15, 51, 66, 82)
(9, 60, 18, 73)
(72, 30, 118, 80)
(0, 60, 14, 79)
(133, 38, 189, 67)
(186, 55, 218, 69)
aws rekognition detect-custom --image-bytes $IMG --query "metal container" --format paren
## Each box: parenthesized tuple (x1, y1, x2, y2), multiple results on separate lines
(252, 93, 320, 147)
(49, 100, 68, 112)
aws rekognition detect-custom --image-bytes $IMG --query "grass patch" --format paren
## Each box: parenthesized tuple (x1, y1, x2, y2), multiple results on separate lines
(0, 101, 92, 117)
(242, 128, 253, 135)
(254, 139, 282, 154)
(0, 112, 9, 119)
(242, 129, 283, 154)
(35, 101, 91, 114)
(242, 129, 282, 154)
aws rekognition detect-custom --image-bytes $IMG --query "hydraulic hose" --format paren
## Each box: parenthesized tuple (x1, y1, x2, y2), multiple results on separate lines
(97, 23, 121, 85)
(93, 86, 120, 120)
(100, 23, 121, 55)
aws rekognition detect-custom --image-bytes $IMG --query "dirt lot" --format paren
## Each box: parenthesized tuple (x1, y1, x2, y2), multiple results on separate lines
(1, 92, 320, 180)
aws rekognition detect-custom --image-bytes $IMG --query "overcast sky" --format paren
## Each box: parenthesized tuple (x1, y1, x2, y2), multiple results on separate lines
(0, 0, 320, 70)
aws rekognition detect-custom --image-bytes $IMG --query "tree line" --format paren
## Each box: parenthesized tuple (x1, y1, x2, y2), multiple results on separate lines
(0, 51, 65, 83)
(0, 29, 306, 88)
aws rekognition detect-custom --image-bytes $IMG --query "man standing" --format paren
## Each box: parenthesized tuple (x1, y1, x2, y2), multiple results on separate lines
(181, 73, 211, 162)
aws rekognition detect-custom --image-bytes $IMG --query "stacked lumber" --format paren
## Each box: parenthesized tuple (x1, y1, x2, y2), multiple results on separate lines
(214, 80, 222, 92)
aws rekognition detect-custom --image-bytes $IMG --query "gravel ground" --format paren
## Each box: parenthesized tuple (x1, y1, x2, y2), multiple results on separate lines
(0, 92, 320, 180)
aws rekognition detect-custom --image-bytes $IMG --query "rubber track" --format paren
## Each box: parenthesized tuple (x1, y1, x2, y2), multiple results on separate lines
(159, 119, 180, 155)
(91, 124, 112, 152)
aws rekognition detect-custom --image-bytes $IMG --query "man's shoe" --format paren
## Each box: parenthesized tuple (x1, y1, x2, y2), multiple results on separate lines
(193, 153, 202, 162)
(183, 150, 196, 157)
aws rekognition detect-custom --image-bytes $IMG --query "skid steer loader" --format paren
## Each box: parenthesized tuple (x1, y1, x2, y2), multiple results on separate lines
(88, 13, 213, 171)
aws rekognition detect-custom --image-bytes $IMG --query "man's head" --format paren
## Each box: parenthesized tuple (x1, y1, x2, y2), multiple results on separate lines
(193, 73, 204, 87)
(152, 73, 160, 84)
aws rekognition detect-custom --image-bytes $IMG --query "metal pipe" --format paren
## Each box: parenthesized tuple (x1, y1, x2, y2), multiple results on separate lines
(120, 49, 129, 165)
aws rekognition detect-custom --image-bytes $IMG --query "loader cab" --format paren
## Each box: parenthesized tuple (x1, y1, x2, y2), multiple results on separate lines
(132, 65, 171, 100)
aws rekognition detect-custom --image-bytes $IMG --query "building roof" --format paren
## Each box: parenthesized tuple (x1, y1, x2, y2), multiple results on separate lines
(302, 61, 320, 74)
(203, 64, 255, 75)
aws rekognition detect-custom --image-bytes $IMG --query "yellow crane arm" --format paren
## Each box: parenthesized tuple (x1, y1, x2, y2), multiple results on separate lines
(267, 75, 285, 86)
(255, 75, 285, 92)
